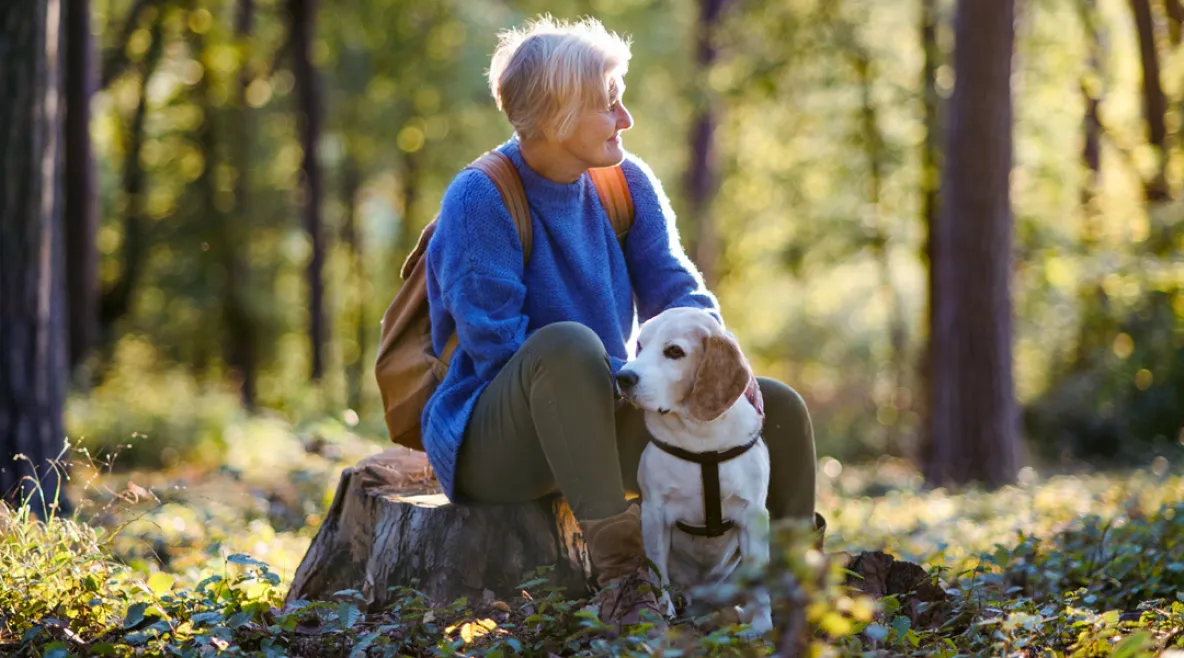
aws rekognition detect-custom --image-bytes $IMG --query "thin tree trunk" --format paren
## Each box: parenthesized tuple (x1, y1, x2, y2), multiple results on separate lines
(398, 149, 422, 263)
(1130, 0, 1171, 206)
(0, 0, 71, 516)
(1164, 0, 1184, 46)
(1074, 0, 1112, 370)
(917, 0, 941, 464)
(226, 0, 257, 408)
(98, 19, 162, 350)
(64, 0, 97, 377)
(685, 0, 731, 287)
(1080, 0, 1103, 228)
(925, 0, 1019, 488)
(852, 48, 908, 457)
(99, 0, 154, 89)
(341, 155, 365, 413)
(288, 0, 327, 382)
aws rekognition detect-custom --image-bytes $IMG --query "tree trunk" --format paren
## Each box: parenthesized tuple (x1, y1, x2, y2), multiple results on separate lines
(341, 155, 365, 413)
(226, 0, 257, 409)
(288, 0, 327, 382)
(852, 46, 909, 457)
(286, 449, 592, 609)
(0, 0, 71, 516)
(685, 0, 732, 287)
(1130, 0, 1171, 207)
(99, 0, 154, 90)
(1167, 0, 1184, 45)
(917, 0, 942, 464)
(98, 18, 162, 352)
(925, 0, 1019, 488)
(64, 0, 97, 378)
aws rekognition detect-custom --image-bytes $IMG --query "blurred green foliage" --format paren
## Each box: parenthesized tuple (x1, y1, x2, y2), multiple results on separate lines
(78, 0, 1183, 469)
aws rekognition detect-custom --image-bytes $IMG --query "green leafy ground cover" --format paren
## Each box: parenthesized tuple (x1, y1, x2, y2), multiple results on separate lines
(2, 418, 1183, 657)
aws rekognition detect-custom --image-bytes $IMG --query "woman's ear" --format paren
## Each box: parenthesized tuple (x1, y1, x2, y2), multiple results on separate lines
(687, 334, 752, 422)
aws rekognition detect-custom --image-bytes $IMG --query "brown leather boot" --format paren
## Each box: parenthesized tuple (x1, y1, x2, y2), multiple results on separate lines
(579, 505, 667, 630)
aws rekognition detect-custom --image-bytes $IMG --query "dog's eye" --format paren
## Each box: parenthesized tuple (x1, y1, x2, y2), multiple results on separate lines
(663, 345, 686, 359)
(636, 342, 643, 355)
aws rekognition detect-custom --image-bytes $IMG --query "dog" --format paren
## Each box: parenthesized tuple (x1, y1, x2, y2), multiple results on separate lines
(615, 306, 773, 633)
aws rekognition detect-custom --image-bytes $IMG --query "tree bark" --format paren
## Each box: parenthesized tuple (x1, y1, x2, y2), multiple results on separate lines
(226, 0, 257, 408)
(98, 0, 154, 90)
(1130, 0, 1171, 206)
(0, 0, 71, 516)
(98, 18, 162, 352)
(64, 0, 97, 378)
(851, 46, 909, 457)
(341, 155, 365, 413)
(684, 0, 732, 287)
(1166, 0, 1184, 45)
(917, 0, 942, 464)
(925, 0, 1019, 487)
(288, 0, 327, 382)
(286, 449, 593, 609)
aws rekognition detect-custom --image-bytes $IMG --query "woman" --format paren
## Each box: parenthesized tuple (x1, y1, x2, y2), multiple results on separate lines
(421, 16, 822, 627)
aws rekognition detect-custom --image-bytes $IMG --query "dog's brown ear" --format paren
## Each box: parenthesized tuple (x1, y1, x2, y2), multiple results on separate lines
(687, 334, 752, 422)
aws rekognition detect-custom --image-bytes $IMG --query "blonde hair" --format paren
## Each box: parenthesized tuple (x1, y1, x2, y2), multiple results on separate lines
(488, 16, 632, 141)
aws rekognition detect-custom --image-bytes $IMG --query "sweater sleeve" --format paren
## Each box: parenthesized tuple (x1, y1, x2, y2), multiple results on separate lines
(431, 169, 530, 383)
(619, 154, 722, 326)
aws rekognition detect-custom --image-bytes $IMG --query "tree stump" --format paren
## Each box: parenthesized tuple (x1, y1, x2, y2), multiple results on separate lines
(286, 449, 593, 610)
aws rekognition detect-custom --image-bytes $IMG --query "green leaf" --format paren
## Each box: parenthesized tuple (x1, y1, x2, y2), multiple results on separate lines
(227, 553, 266, 567)
(148, 571, 175, 594)
(351, 631, 381, 658)
(864, 623, 889, 641)
(337, 603, 362, 630)
(125, 601, 148, 629)
(190, 611, 224, 626)
(1111, 630, 1153, 658)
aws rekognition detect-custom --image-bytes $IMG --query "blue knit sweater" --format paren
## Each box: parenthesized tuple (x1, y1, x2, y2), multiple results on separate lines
(422, 138, 719, 500)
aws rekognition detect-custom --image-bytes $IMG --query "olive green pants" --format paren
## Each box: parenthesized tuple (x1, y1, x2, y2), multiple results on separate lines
(455, 322, 817, 524)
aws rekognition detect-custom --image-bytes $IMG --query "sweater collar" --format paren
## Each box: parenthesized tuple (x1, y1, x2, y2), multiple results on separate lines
(501, 137, 588, 216)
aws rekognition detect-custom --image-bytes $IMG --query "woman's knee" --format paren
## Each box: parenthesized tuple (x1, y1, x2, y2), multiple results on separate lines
(521, 321, 610, 376)
(757, 377, 815, 449)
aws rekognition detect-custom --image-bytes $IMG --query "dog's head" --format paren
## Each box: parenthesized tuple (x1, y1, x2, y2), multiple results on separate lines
(616, 307, 753, 423)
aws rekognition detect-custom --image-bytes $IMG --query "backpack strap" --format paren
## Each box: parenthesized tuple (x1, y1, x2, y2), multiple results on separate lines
(588, 165, 635, 240)
(467, 151, 532, 262)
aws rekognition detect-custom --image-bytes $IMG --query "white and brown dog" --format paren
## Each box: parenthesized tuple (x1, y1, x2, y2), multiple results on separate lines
(615, 307, 773, 632)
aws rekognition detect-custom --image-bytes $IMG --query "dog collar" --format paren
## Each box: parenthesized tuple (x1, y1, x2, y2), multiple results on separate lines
(648, 434, 761, 538)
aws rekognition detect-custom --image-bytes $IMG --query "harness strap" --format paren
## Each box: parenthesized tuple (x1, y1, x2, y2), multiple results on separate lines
(649, 435, 760, 538)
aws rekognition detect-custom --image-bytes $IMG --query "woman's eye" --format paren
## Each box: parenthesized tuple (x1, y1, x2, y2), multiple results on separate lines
(663, 345, 685, 359)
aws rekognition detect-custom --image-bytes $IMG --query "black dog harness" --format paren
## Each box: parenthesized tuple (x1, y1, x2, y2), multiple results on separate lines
(649, 434, 761, 538)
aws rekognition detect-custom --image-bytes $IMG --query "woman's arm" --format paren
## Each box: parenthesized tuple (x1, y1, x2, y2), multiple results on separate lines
(430, 169, 530, 382)
(619, 154, 722, 326)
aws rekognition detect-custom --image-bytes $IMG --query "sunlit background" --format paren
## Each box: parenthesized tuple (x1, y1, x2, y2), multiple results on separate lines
(74, 0, 1182, 474)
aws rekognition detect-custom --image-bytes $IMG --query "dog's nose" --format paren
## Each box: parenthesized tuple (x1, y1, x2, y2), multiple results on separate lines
(615, 371, 639, 390)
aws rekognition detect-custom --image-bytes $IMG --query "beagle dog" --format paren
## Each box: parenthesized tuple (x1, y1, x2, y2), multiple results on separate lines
(616, 307, 773, 632)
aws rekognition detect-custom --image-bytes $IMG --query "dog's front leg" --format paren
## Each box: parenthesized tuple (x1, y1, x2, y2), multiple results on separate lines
(640, 499, 675, 618)
(737, 506, 773, 634)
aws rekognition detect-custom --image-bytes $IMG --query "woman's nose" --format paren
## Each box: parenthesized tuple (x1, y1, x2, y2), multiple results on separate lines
(616, 103, 633, 131)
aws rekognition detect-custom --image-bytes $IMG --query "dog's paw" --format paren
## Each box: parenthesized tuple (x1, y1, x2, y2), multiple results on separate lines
(749, 608, 773, 635)
(658, 590, 676, 618)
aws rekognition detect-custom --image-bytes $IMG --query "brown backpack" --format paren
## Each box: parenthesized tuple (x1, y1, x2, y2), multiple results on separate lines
(375, 150, 635, 450)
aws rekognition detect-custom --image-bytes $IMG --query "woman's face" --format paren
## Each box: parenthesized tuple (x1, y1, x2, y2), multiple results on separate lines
(557, 75, 634, 170)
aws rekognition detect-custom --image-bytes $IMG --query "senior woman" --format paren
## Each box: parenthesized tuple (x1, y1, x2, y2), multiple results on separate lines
(421, 16, 822, 627)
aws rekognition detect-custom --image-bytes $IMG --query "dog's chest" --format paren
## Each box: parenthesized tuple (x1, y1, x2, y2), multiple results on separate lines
(640, 441, 769, 583)
(640, 446, 763, 523)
